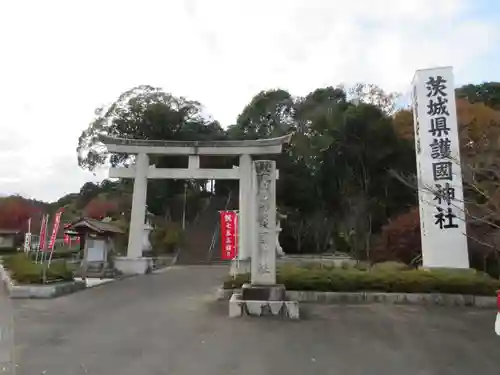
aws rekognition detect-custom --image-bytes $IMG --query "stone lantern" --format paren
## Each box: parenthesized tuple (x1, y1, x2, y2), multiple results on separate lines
(142, 210, 154, 252)
(276, 211, 287, 257)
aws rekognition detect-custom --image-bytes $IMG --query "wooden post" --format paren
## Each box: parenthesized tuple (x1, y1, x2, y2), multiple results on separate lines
(81, 232, 89, 282)
(101, 236, 109, 279)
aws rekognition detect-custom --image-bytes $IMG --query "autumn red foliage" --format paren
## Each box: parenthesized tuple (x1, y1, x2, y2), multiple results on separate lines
(0, 196, 42, 231)
(83, 198, 119, 219)
(372, 207, 421, 264)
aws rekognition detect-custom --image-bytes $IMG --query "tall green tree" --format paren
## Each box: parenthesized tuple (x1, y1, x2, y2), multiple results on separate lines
(77, 85, 225, 170)
(77, 85, 226, 217)
(228, 89, 296, 139)
(456, 82, 500, 110)
(230, 85, 416, 256)
(318, 103, 415, 258)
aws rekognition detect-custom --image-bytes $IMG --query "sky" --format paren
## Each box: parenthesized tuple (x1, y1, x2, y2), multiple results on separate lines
(1, 0, 499, 202)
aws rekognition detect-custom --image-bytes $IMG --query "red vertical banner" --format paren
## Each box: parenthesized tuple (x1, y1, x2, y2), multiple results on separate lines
(220, 211, 237, 260)
(48, 209, 64, 251)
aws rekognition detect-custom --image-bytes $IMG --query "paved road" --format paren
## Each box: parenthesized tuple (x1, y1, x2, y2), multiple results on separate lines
(12, 266, 500, 375)
(0, 283, 15, 374)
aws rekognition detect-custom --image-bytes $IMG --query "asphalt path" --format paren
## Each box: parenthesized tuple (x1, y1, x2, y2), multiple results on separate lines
(11, 265, 500, 375)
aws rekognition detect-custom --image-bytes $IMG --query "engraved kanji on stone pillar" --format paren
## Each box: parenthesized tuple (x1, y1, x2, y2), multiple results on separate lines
(252, 160, 277, 285)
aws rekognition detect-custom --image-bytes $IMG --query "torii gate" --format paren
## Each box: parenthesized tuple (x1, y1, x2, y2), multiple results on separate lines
(100, 134, 292, 274)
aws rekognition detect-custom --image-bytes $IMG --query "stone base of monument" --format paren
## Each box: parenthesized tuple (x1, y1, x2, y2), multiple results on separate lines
(229, 259, 251, 276)
(229, 283, 300, 319)
(114, 256, 153, 275)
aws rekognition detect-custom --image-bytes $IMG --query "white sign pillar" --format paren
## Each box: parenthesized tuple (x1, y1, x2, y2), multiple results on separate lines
(412, 66, 469, 268)
(127, 152, 149, 259)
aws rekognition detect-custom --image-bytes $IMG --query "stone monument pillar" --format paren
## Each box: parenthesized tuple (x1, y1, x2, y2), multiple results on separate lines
(228, 160, 299, 319)
(251, 160, 277, 284)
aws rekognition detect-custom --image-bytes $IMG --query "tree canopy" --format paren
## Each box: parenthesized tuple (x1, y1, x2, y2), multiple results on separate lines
(456, 82, 500, 110)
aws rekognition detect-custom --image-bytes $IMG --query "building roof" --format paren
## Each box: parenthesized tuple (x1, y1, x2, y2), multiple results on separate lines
(66, 217, 125, 235)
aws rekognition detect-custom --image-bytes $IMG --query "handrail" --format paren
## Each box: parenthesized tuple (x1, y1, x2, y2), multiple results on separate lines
(224, 190, 233, 211)
(207, 191, 233, 262)
(208, 222, 219, 263)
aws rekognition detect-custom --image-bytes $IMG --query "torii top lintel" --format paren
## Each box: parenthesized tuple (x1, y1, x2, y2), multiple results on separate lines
(100, 134, 293, 156)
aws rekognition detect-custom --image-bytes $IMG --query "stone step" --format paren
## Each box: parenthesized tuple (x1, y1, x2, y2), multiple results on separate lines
(177, 193, 236, 265)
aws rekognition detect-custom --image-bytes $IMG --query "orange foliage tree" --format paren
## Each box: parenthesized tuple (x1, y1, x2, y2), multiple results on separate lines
(83, 198, 119, 220)
(392, 109, 414, 141)
(372, 207, 421, 264)
(0, 196, 42, 231)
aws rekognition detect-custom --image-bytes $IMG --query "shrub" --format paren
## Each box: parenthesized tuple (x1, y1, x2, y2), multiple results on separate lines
(223, 265, 500, 296)
(371, 261, 410, 272)
(353, 261, 370, 271)
(300, 262, 336, 271)
(2, 253, 74, 284)
(46, 261, 74, 282)
(150, 221, 183, 254)
(372, 207, 421, 264)
(0, 247, 20, 256)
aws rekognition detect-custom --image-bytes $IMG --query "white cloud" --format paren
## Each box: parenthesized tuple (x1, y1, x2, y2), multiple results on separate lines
(0, 0, 498, 202)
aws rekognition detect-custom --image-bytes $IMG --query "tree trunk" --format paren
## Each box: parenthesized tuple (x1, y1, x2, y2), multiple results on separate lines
(365, 214, 372, 262)
(495, 250, 500, 279)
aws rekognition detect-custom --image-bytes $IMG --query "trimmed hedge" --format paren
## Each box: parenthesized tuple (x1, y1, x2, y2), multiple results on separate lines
(2, 253, 74, 284)
(0, 247, 20, 256)
(223, 264, 500, 296)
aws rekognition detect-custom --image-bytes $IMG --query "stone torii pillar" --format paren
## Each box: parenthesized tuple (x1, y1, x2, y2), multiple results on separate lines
(237, 154, 252, 268)
(128, 152, 149, 259)
(231, 157, 280, 275)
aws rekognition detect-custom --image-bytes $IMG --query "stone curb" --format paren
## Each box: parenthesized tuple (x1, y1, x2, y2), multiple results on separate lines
(216, 287, 497, 308)
(151, 265, 173, 274)
(69, 274, 138, 295)
(0, 263, 86, 299)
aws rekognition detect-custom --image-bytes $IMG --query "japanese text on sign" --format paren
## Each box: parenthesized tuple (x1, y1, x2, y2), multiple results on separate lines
(425, 75, 459, 230)
(219, 211, 238, 260)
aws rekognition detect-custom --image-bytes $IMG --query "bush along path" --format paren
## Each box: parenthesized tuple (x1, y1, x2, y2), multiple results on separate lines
(224, 263, 500, 297)
(0, 253, 87, 299)
(2, 253, 74, 285)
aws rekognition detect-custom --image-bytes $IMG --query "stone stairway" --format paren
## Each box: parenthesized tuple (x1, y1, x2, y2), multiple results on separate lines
(176, 193, 236, 265)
